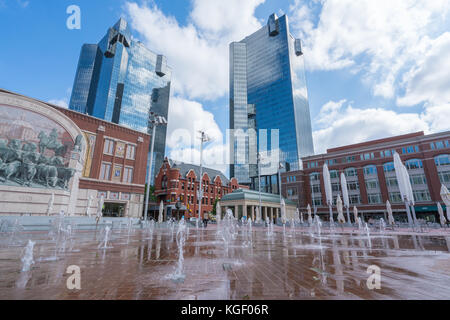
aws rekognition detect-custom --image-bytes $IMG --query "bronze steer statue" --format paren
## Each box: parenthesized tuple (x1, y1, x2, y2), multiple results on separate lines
(36, 164, 58, 188)
(57, 167, 76, 190)
(0, 160, 22, 182)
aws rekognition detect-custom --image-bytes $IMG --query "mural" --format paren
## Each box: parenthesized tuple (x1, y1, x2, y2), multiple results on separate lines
(0, 104, 82, 190)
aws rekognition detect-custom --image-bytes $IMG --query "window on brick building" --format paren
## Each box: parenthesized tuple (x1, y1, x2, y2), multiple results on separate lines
(331, 183, 341, 192)
(347, 181, 359, 191)
(344, 168, 357, 177)
(386, 177, 398, 188)
(413, 190, 431, 202)
(365, 179, 379, 190)
(363, 165, 377, 176)
(389, 192, 402, 203)
(405, 159, 423, 170)
(123, 167, 133, 183)
(310, 172, 320, 181)
(103, 139, 114, 154)
(383, 162, 395, 172)
(410, 174, 427, 185)
(126, 144, 136, 160)
(329, 170, 338, 179)
(368, 193, 382, 204)
(349, 195, 361, 204)
(438, 171, 450, 184)
(99, 163, 111, 180)
(435, 154, 450, 166)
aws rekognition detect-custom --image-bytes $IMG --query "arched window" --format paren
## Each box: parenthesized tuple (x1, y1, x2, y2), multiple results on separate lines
(435, 154, 450, 166)
(344, 167, 357, 177)
(310, 172, 320, 181)
(383, 162, 395, 172)
(363, 165, 377, 175)
(162, 176, 168, 188)
(329, 170, 338, 179)
(405, 159, 423, 170)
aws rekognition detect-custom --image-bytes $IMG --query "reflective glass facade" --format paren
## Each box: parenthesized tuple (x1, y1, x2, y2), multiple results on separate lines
(69, 19, 172, 183)
(229, 14, 314, 191)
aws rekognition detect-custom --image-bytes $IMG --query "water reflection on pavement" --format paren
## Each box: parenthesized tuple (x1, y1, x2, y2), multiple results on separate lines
(0, 226, 449, 300)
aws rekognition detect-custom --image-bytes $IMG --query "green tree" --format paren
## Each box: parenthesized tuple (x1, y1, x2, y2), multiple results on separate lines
(211, 197, 220, 216)
(144, 184, 157, 202)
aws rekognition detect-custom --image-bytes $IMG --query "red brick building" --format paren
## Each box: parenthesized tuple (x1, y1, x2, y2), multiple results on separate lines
(281, 131, 450, 222)
(56, 107, 150, 217)
(153, 158, 248, 220)
(0, 89, 150, 217)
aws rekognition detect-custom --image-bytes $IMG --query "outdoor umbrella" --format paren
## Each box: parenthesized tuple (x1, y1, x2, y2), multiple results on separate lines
(440, 185, 450, 221)
(340, 172, 351, 223)
(158, 200, 164, 223)
(323, 164, 333, 222)
(386, 200, 395, 225)
(437, 202, 447, 227)
(307, 204, 313, 224)
(216, 201, 221, 223)
(353, 206, 358, 223)
(337, 194, 346, 224)
(393, 152, 414, 225)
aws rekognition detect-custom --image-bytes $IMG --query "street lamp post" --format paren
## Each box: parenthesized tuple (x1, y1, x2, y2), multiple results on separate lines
(257, 153, 262, 223)
(197, 131, 211, 228)
(144, 113, 167, 221)
(278, 162, 284, 224)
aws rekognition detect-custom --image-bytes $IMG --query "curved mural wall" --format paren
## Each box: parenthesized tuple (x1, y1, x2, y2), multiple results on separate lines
(0, 104, 82, 190)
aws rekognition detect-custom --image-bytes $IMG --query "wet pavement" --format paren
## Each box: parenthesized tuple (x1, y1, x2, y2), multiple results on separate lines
(0, 224, 449, 300)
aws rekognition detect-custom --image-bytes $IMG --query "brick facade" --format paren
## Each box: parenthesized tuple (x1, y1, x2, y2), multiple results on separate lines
(281, 131, 450, 222)
(55, 106, 150, 217)
(154, 158, 248, 220)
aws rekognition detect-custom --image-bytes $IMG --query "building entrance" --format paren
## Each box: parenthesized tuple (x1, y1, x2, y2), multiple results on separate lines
(103, 202, 126, 217)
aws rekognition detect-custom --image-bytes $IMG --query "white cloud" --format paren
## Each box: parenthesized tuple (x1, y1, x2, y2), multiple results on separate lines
(313, 100, 450, 154)
(165, 96, 229, 174)
(397, 32, 450, 107)
(290, 0, 450, 101)
(125, 0, 264, 101)
(166, 96, 223, 149)
(48, 98, 68, 109)
(168, 143, 229, 175)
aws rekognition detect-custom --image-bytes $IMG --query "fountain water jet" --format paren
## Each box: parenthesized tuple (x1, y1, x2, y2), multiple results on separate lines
(21, 240, 35, 272)
(169, 218, 187, 283)
(98, 226, 112, 249)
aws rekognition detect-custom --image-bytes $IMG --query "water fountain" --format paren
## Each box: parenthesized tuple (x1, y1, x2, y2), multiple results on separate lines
(248, 218, 252, 244)
(357, 217, 363, 233)
(21, 240, 35, 272)
(9, 218, 23, 246)
(379, 218, 386, 235)
(219, 209, 237, 249)
(364, 223, 372, 248)
(98, 226, 112, 249)
(169, 218, 187, 283)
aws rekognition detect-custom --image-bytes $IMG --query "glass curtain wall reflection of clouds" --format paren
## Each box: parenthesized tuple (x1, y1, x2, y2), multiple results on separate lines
(229, 13, 314, 194)
(69, 18, 171, 183)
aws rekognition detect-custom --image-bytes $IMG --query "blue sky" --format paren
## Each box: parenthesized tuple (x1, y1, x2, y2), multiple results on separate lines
(1, 0, 449, 175)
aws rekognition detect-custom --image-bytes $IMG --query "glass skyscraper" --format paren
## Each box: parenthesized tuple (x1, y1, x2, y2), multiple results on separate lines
(229, 13, 314, 193)
(69, 18, 171, 183)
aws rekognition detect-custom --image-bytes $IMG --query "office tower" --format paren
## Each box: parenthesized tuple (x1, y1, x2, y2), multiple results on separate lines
(69, 18, 171, 183)
(229, 13, 314, 194)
